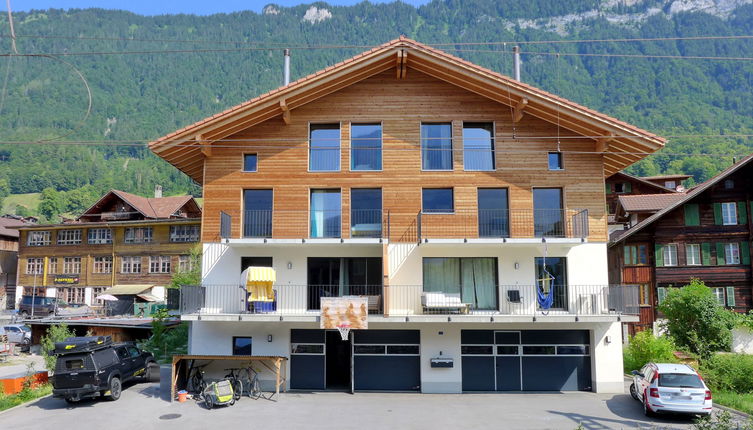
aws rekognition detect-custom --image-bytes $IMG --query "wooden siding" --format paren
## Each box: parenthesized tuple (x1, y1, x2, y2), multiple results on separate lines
(201, 70, 608, 243)
(16, 221, 200, 288)
(622, 266, 652, 284)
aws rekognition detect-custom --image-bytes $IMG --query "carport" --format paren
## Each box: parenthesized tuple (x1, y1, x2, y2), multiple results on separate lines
(170, 355, 288, 402)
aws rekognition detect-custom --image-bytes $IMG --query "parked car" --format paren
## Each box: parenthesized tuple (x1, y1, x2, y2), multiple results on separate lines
(630, 363, 712, 417)
(17, 296, 58, 318)
(51, 336, 158, 403)
(1, 324, 31, 351)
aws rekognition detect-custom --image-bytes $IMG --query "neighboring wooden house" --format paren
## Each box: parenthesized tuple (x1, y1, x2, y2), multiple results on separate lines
(605, 172, 680, 234)
(150, 37, 665, 394)
(0, 216, 29, 310)
(639, 174, 691, 192)
(609, 156, 753, 334)
(14, 189, 201, 310)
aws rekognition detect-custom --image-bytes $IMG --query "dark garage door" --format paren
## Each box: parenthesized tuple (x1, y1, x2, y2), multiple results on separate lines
(461, 330, 591, 391)
(290, 329, 325, 390)
(353, 330, 420, 391)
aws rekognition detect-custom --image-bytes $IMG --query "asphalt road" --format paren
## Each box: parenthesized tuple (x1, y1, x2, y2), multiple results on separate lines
(0, 378, 742, 430)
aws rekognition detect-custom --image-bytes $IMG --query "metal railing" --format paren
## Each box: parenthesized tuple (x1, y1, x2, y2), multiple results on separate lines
(240, 209, 386, 239)
(220, 211, 232, 239)
(179, 284, 637, 317)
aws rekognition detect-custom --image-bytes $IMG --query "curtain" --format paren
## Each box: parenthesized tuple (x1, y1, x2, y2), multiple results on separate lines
(461, 258, 497, 310)
(423, 258, 460, 295)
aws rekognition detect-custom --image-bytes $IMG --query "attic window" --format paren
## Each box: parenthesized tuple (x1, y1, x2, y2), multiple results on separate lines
(614, 183, 623, 193)
(724, 179, 734, 189)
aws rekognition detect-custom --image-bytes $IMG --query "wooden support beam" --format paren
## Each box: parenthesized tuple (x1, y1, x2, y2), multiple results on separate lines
(395, 50, 403, 79)
(198, 134, 211, 158)
(513, 98, 528, 123)
(279, 99, 291, 125)
(400, 51, 408, 79)
(595, 133, 614, 153)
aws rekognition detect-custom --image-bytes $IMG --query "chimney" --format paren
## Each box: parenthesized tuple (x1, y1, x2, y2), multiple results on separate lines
(513, 46, 521, 81)
(283, 49, 291, 86)
(154, 185, 163, 198)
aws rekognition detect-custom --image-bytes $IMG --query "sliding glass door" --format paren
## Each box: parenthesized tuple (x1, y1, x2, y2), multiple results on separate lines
(307, 257, 382, 310)
(351, 188, 382, 238)
(423, 257, 498, 310)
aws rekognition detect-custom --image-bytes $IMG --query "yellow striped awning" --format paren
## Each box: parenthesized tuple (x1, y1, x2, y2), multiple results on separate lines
(243, 266, 276, 283)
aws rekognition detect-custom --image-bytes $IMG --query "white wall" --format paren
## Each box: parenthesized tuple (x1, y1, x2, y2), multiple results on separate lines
(733, 327, 753, 354)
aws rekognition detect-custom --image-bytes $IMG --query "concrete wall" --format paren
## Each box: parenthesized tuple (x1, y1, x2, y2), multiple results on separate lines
(733, 327, 753, 354)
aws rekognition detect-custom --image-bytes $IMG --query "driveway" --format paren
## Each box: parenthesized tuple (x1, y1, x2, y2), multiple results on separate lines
(0, 379, 740, 430)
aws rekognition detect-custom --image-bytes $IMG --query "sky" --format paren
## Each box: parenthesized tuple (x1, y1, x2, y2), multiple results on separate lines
(9, 0, 430, 15)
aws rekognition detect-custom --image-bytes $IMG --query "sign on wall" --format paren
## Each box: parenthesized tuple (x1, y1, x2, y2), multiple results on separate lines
(320, 297, 368, 329)
(53, 276, 80, 285)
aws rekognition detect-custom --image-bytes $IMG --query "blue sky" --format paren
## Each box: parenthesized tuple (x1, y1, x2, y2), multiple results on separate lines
(10, 0, 430, 15)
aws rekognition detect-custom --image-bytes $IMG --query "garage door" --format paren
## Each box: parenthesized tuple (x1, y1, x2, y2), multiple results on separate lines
(353, 330, 420, 391)
(290, 329, 326, 390)
(461, 330, 591, 391)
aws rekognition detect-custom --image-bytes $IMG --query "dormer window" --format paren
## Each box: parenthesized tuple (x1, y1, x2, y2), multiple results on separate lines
(664, 181, 676, 189)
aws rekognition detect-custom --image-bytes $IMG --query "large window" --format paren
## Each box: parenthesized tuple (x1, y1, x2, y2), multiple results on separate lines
(309, 124, 340, 171)
(121, 256, 141, 274)
(149, 256, 171, 273)
(233, 337, 253, 355)
(462, 122, 494, 171)
(170, 225, 200, 242)
(712, 287, 725, 306)
(26, 258, 43, 275)
(351, 124, 382, 171)
(48, 257, 58, 274)
(663, 244, 678, 267)
(93, 256, 112, 274)
(624, 245, 648, 265)
(307, 257, 382, 310)
(423, 257, 497, 311)
(57, 229, 82, 245)
(351, 188, 382, 238)
(310, 189, 341, 238)
(421, 123, 452, 170)
(686, 244, 701, 266)
(27, 231, 51, 246)
(422, 188, 454, 213)
(724, 243, 740, 265)
(243, 189, 273, 238)
(477, 188, 509, 238)
(533, 188, 563, 237)
(124, 227, 152, 244)
(63, 257, 81, 274)
(178, 255, 194, 272)
(535, 257, 567, 309)
(722, 202, 737, 225)
(88, 228, 112, 244)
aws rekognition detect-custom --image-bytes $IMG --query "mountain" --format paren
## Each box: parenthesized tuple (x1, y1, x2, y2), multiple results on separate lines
(1, 0, 753, 211)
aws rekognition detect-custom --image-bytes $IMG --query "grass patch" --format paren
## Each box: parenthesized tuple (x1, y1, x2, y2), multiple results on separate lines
(1, 192, 40, 214)
(0, 384, 52, 412)
(714, 391, 753, 415)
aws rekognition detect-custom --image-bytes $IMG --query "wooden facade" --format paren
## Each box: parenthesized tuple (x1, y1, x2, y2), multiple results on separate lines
(609, 158, 753, 334)
(605, 172, 676, 216)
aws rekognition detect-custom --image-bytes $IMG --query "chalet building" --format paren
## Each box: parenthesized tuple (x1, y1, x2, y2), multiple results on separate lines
(640, 174, 691, 191)
(605, 172, 682, 234)
(0, 216, 30, 309)
(150, 38, 664, 394)
(608, 155, 753, 334)
(14, 189, 201, 311)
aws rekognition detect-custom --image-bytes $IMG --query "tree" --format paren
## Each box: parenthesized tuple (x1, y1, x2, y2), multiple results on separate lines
(0, 177, 9, 210)
(658, 279, 737, 359)
(169, 245, 202, 289)
(39, 324, 76, 372)
(37, 187, 65, 221)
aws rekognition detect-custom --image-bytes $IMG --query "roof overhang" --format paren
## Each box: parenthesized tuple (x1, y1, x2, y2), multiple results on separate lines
(150, 37, 666, 184)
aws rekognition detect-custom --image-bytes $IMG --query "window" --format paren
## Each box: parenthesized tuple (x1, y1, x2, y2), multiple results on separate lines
(478, 188, 509, 238)
(243, 154, 258, 172)
(613, 182, 631, 194)
(686, 244, 701, 266)
(725, 243, 740, 265)
(664, 181, 676, 189)
(421, 123, 452, 170)
(423, 257, 497, 310)
(639, 284, 650, 306)
(232, 337, 252, 355)
(613, 183, 623, 193)
(121, 256, 141, 274)
(533, 188, 563, 237)
(463, 122, 494, 171)
(170, 225, 200, 242)
(26, 258, 43, 274)
(535, 256, 567, 309)
(422, 188, 454, 213)
(27, 231, 50, 246)
(87, 228, 112, 244)
(712, 287, 725, 306)
(241, 256, 273, 271)
(178, 255, 194, 272)
(309, 123, 340, 171)
(722, 202, 737, 225)
(124, 227, 152, 244)
(310, 189, 341, 238)
(57, 229, 82, 245)
(724, 179, 734, 189)
(58, 287, 85, 304)
(63, 257, 81, 274)
(624, 245, 647, 265)
(149, 256, 171, 273)
(243, 189, 273, 238)
(548, 152, 563, 170)
(48, 257, 58, 274)
(351, 188, 382, 238)
(307, 257, 382, 310)
(93, 256, 112, 274)
(663, 244, 678, 266)
(351, 123, 382, 171)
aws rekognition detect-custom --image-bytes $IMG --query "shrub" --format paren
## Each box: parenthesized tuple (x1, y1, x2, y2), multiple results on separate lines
(658, 279, 737, 359)
(623, 330, 678, 373)
(39, 324, 76, 372)
(138, 309, 188, 363)
(700, 353, 753, 394)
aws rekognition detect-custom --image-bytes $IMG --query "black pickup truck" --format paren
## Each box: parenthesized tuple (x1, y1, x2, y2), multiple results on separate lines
(51, 336, 158, 403)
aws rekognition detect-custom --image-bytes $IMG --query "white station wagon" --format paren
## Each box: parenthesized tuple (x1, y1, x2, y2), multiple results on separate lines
(630, 363, 712, 417)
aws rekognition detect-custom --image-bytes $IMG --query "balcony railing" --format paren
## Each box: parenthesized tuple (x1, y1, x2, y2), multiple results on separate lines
(219, 208, 589, 241)
(179, 284, 638, 317)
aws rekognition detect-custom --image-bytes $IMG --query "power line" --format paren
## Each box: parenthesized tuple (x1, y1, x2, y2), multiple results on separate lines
(456, 49, 753, 61)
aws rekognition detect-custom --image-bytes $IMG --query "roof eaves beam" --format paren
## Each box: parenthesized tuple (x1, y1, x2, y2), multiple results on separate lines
(279, 99, 291, 125)
(513, 98, 528, 123)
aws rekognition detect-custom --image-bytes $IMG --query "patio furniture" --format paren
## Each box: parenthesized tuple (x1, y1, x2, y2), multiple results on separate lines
(421, 292, 470, 314)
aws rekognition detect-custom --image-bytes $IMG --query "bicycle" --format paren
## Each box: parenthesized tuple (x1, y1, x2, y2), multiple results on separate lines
(188, 363, 210, 395)
(224, 366, 263, 399)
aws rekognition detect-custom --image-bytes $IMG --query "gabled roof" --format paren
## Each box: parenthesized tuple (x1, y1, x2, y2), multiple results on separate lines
(0, 217, 28, 239)
(607, 171, 679, 194)
(640, 174, 692, 182)
(150, 37, 665, 184)
(80, 190, 200, 220)
(617, 193, 687, 213)
(610, 154, 753, 246)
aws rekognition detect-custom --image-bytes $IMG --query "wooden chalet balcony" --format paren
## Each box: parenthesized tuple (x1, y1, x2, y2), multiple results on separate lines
(177, 284, 638, 318)
(218, 208, 589, 242)
(99, 211, 140, 221)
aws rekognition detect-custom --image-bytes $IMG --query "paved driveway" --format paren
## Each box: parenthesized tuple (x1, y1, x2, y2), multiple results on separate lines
(0, 379, 737, 430)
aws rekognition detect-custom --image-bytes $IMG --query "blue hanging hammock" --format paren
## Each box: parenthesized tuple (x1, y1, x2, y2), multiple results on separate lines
(537, 283, 555, 310)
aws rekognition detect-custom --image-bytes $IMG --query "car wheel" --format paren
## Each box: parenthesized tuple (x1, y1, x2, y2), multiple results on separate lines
(643, 392, 655, 417)
(143, 362, 156, 382)
(205, 396, 213, 409)
(629, 383, 639, 401)
(107, 377, 122, 401)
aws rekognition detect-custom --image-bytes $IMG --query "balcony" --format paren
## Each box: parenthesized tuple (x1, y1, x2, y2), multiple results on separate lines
(219, 208, 589, 243)
(178, 284, 638, 320)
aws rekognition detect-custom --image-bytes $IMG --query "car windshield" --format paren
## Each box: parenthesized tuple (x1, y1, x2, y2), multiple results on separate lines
(659, 373, 703, 388)
(20, 326, 30, 332)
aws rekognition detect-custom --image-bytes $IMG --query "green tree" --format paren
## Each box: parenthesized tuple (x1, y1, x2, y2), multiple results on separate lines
(37, 187, 65, 221)
(658, 279, 737, 359)
(139, 308, 188, 363)
(39, 324, 76, 372)
(0, 178, 9, 210)
(169, 245, 202, 289)
(623, 330, 678, 373)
